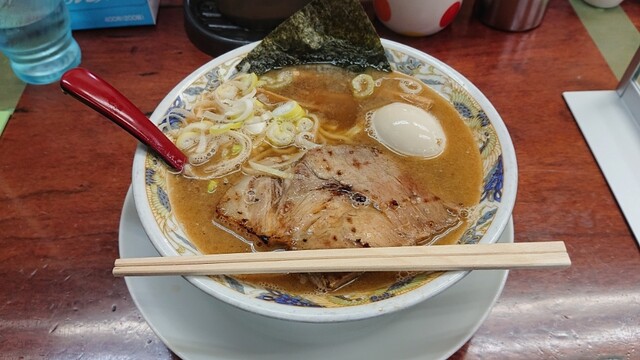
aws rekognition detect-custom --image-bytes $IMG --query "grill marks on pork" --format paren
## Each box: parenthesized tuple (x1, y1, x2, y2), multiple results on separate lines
(215, 145, 462, 252)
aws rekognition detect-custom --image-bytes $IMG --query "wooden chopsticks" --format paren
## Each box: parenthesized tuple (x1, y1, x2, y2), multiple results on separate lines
(113, 241, 571, 277)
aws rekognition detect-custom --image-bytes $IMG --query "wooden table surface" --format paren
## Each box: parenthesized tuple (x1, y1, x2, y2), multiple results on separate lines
(1, 1, 639, 359)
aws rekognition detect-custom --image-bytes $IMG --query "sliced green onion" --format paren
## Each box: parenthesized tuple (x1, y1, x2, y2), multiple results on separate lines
(244, 118, 267, 135)
(266, 121, 296, 147)
(295, 117, 314, 132)
(175, 131, 199, 150)
(272, 101, 305, 121)
(225, 98, 255, 122)
(231, 143, 243, 156)
(254, 99, 266, 111)
(351, 74, 375, 98)
(234, 73, 258, 95)
(207, 180, 218, 193)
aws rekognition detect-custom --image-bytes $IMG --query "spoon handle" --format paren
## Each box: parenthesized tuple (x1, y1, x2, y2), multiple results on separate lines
(60, 68, 187, 171)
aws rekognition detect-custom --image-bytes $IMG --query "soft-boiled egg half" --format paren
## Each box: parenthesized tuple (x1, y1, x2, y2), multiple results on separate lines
(366, 102, 446, 158)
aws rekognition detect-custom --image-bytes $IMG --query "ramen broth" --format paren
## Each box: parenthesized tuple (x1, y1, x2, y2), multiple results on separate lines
(167, 65, 483, 294)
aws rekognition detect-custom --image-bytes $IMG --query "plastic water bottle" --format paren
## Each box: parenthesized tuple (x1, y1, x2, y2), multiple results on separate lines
(0, 0, 81, 85)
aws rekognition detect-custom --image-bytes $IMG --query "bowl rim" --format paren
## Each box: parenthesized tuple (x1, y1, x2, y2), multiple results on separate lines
(131, 39, 518, 323)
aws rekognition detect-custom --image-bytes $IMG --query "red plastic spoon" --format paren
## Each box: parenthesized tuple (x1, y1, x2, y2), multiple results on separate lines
(60, 68, 187, 171)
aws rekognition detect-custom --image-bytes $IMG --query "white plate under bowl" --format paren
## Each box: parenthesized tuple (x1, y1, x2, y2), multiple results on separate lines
(130, 39, 517, 322)
(120, 188, 511, 359)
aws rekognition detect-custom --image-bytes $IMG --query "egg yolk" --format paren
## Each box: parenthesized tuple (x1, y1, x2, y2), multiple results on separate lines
(368, 102, 446, 158)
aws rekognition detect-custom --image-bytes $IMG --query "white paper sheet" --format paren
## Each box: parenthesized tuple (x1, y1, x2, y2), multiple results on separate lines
(564, 90, 640, 246)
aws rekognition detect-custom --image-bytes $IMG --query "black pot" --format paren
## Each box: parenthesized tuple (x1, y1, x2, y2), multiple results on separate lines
(216, 0, 311, 31)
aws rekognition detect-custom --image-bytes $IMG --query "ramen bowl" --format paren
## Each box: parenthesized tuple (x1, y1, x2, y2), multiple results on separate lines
(131, 39, 517, 323)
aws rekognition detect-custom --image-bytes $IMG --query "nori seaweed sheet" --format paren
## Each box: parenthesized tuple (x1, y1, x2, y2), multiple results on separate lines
(236, 0, 391, 75)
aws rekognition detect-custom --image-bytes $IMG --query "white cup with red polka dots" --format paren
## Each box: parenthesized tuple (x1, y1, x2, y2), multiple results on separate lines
(373, 0, 463, 36)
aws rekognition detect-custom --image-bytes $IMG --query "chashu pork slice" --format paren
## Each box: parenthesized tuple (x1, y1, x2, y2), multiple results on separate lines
(215, 145, 462, 251)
